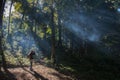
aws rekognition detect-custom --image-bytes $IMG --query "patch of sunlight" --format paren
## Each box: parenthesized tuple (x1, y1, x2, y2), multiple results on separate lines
(117, 8, 120, 13)
(39, 32, 44, 38)
(59, 64, 75, 72)
(13, 41, 18, 46)
(5, 43, 11, 49)
(46, 27, 52, 34)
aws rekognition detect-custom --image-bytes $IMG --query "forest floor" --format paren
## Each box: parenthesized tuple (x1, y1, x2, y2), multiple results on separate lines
(0, 64, 73, 80)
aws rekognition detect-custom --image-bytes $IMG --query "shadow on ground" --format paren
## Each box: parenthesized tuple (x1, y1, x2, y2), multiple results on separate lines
(49, 72, 71, 80)
(0, 70, 17, 80)
(21, 67, 48, 80)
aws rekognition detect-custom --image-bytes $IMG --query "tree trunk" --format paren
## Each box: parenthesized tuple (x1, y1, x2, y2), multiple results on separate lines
(0, 0, 7, 71)
(51, 1, 56, 64)
(58, 13, 62, 47)
(8, 0, 13, 35)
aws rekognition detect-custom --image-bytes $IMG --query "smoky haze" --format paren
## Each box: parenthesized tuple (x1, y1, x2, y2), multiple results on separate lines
(62, 8, 118, 43)
(3, 27, 51, 59)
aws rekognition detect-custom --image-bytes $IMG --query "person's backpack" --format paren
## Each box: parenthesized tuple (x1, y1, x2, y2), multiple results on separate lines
(28, 51, 35, 59)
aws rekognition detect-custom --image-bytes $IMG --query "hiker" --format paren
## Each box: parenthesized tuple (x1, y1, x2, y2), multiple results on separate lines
(27, 50, 36, 71)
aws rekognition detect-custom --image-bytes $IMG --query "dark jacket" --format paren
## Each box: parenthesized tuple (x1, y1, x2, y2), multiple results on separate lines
(28, 51, 35, 60)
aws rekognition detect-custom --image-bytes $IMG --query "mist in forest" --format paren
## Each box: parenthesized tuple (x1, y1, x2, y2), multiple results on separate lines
(3, 28, 50, 58)
(62, 8, 118, 43)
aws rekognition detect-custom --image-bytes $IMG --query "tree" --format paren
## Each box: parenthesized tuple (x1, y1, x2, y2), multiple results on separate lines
(0, 0, 7, 71)
(8, 0, 13, 34)
(56, 1, 62, 47)
(50, 0, 56, 64)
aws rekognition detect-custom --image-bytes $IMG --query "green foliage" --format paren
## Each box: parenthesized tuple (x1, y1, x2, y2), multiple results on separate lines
(105, 0, 120, 9)
(23, 22, 29, 31)
(5, 52, 30, 66)
(14, 2, 23, 12)
(46, 27, 52, 34)
(26, 0, 33, 3)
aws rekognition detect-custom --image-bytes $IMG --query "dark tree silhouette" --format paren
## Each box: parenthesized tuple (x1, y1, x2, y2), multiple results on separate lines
(0, 0, 7, 71)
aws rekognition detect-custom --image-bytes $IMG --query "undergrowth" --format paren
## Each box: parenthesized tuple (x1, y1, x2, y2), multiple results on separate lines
(5, 52, 30, 66)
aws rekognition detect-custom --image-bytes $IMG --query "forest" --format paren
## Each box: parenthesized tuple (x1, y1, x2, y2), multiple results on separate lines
(0, 0, 120, 80)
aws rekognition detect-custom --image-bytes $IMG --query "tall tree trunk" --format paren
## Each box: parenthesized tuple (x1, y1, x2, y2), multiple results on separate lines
(0, 0, 7, 71)
(51, 0, 56, 64)
(35, 0, 39, 34)
(8, 0, 13, 35)
(58, 12, 62, 47)
(33, 20, 37, 34)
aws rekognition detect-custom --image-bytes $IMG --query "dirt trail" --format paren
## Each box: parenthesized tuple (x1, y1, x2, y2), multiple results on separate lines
(7, 64, 72, 80)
